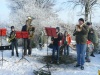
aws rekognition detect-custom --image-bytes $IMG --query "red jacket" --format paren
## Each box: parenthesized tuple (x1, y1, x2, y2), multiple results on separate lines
(87, 40, 92, 45)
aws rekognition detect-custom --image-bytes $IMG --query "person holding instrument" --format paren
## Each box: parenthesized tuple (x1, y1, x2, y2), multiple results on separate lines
(9, 26, 19, 57)
(22, 17, 35, 56)
(73, 18, 89, 70)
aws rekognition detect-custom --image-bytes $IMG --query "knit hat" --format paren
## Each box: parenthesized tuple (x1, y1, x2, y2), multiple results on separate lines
(79, 18, 84, 23)
(11, 26, 14, 29)
(87, 22, 92, 26)
(56, 27, 60, 32)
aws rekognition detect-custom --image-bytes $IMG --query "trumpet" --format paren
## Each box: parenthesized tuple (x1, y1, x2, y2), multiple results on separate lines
(75, 23, 84, 32)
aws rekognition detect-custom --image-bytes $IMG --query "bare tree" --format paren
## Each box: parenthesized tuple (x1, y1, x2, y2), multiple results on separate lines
(67, 0, 99, 22)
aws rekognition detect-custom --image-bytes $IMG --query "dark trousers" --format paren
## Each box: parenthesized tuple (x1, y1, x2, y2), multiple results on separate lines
(52, 45, 60, 62)
(11, 41, 18, 56)
(23, 39, 32, 55)
(64, 45, 69, 55)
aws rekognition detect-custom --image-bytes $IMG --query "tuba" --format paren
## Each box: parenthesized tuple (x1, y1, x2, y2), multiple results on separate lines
(27, 16, 35, 39)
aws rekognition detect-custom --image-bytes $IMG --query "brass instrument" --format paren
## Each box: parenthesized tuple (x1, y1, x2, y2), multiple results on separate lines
(28, 25, 35, 39)
(27, 16, 35, 39)
(75, 23, 85, 32)
(7, 32, 16, 43)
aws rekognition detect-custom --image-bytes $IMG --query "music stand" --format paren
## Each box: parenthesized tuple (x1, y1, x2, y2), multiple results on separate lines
(16, 31, 29, 63)
(0, 28, 8, 66)
(40, 27, 57, 72)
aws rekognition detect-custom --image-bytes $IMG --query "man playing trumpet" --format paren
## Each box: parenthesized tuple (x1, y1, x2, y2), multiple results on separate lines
(73, 18, 89, 70)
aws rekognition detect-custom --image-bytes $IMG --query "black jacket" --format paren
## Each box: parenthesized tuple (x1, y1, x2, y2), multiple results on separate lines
(51, 32, 63, 46)
(22, 25, 27, 31)
(10, 31, 17, 42)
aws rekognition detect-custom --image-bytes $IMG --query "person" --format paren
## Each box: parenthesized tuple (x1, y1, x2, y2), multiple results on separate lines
(87, 22, 99, 56)
(51, 27, 63, 64)
(62, 31, 71, 56)
(86, 40, 94, 62)
(38, 31, 44, 50)
(22, 19, 35, 56)
(73, 18, 89, 70)
(9, 26, 19, 57)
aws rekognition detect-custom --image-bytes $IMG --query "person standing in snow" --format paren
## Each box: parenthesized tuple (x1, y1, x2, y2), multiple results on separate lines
(62, 31, 71, 56)
(73, 18, 89, 70)
(87, 22, 99, 56)
(9, 26, 19, 57)
(51, 27, 63, 64)
(22, 18, 35, 56)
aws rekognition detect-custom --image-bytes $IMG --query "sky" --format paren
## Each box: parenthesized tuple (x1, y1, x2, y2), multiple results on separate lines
(0, 0, 10, 22)
(0, 0, 100, 24)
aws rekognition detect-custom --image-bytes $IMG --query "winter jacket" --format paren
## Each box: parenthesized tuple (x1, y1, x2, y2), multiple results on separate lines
(9, 31, 17, 42)
(88, 28, 98, 44)
(62, 34, 71, 45)
(73, 24, 89, 44)
(22, 25, 27, 31)
(51, 32, 63, 46)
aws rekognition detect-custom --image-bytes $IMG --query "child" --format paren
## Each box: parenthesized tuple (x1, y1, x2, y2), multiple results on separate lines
(9, 26, 19, 57)
(63, 31, 71, 56)
(86, 40, 94, 62)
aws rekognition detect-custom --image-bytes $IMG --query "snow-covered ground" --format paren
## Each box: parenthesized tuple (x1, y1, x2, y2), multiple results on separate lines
(0, 45, 100, 75)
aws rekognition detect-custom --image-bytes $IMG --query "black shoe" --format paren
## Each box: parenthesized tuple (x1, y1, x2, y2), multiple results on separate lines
(81, 66, 84, 70)
(74, 64, 80, 67)
(90, 53, 95, 57)
(57, 61, 59, 64)
(86, 59, 91, 62)
(17, 55, 19, 57)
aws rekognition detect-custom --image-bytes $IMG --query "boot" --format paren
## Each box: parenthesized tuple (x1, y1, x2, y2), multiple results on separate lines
(81, 66, 84, 70)
(74, 64, 80, 67)
(90, 52, 95, 57)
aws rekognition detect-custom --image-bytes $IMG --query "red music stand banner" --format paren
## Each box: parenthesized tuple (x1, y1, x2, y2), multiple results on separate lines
(22, 32, 29, 38)
(51, 28, 57, 37)
(45, 27, 57, 37)
(45, 27, 52, 36)
(16, 31, 22, 38)
(16, 31, 29, 39)
(0, 28, 7, 36)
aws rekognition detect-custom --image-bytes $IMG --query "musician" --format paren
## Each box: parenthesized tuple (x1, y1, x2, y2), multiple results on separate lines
(22, 19, 35, 56)
(51, 27, 63, 64)
(73, 18, 89, 70)
(10, 26, 19, 57)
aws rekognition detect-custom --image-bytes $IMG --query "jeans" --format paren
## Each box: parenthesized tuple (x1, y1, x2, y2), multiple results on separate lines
(52, 45, 60, 62)
(76, 44, 87, 66)
(64, 45, 69, 55)
(11, 41, 18, 56)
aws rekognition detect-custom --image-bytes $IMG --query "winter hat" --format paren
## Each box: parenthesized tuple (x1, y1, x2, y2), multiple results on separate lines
(11, 26, 14, 29)
(56, 27, 60, 31)
(87, 22, 92, 26)
(79, 18, 84, 23)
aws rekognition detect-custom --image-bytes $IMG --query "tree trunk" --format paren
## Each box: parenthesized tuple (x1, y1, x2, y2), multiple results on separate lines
(85, 1, 89, 22)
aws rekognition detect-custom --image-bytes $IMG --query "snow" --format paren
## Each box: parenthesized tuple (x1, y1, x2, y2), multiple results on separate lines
(0, 45, 100, 75)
